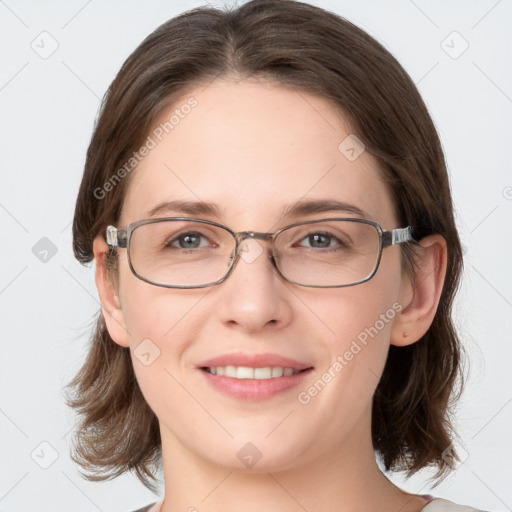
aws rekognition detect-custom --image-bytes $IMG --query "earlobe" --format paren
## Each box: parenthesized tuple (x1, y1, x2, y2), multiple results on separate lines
(390, 234, 447, 347)
(92, 234, 130, 347)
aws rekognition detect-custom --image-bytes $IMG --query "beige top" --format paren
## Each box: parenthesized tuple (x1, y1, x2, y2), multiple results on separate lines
(422, 499, 485, 511)
(141, 497, 485, 511)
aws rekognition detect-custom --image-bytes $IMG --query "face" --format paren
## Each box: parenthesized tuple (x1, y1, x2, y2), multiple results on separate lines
(103, 78, 412, 472)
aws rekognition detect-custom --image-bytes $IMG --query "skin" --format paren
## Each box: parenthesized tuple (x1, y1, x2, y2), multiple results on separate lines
(93, 77, 447, 512)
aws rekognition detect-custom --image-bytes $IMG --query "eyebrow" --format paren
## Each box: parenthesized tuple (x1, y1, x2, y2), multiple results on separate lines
(146, 199, 369, 221)
(148, 199, 222, 218)
(280, 199, 369, 219)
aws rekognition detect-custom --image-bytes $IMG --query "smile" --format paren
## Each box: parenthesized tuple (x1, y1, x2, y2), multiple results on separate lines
(203, 366, 302, 379)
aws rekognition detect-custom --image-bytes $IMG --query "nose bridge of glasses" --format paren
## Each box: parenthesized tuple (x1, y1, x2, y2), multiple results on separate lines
(235, 231, 277, 259)
(235, 231, 274, 243)
(231, 231, 277, 268)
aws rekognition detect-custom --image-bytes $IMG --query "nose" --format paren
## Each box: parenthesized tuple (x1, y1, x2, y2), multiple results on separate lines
(215, 238, 293, 333)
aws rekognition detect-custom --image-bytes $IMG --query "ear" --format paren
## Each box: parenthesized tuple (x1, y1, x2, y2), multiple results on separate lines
(390, 234, 447, 347)
(92, 234, 130, 347)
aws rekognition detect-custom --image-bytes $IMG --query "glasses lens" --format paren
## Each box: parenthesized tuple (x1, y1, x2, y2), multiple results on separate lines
(274, 220, 380, 286)
(129, 220, 236, 287)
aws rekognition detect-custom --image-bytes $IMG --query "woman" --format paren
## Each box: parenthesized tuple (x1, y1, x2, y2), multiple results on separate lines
(67, 1, 484, 510)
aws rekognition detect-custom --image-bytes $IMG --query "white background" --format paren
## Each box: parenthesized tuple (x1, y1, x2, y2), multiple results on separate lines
(0, 1, 511, 511)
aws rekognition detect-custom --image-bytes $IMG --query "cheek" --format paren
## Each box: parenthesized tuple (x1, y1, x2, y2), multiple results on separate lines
(317, 276, 400, 354)
(303, 254, 403, 394)
(315, 288, 395, 384)
(118, 279, 206, 416)
(117, 252, 196, 341)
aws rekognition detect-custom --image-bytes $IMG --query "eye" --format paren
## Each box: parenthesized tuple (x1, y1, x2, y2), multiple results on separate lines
(301, 233, 332, 248)
(167, 231, 211, 250)
(297, 231, 344, 249)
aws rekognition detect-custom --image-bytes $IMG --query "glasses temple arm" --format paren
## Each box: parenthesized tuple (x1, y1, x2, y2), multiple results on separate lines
(382, 226, 414, 247)
(106, 225, 128, 248)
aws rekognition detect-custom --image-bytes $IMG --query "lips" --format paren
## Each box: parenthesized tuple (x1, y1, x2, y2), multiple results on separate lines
(197, 352, 314, 401)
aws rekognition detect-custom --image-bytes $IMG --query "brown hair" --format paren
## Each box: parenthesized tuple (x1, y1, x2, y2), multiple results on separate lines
(67, 0, 464, 490)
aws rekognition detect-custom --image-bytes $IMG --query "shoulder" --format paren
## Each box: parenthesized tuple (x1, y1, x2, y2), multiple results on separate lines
(423, 498, 488, 511)
(130, 498, 163, 512)
(130, 504, 157, 512)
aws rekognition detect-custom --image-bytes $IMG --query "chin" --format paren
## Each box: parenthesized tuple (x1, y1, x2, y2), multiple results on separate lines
(192, 433, 310, 473)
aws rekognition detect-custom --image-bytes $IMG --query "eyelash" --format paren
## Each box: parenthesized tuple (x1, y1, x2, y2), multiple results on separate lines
(164, 230, 350, 251)
(295, 231, 348, 250)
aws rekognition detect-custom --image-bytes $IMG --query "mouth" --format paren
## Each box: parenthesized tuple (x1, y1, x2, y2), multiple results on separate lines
(197, 353, 314, 401)
(201, 366, 305, 379)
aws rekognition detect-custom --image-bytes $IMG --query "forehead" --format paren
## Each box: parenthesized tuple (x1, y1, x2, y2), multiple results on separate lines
(121, 78, 397, 229)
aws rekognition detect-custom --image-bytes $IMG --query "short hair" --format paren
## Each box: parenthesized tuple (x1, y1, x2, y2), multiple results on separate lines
(67, 0, 464, 490)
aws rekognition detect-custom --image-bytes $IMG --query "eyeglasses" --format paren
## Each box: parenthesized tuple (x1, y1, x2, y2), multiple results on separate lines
(105, 217, 414, 289)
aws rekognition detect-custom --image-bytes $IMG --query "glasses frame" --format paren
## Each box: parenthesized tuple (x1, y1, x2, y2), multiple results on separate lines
(105, 217, 414, 289)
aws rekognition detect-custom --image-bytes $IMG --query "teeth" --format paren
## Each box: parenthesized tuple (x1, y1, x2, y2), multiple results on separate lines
(236, 366, 254, 379)
(206, 366, 300, 379)
(271, 367, 283, 377)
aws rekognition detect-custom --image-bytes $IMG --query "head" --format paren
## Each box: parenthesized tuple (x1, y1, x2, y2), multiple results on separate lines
(67, 0, 463, 490)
